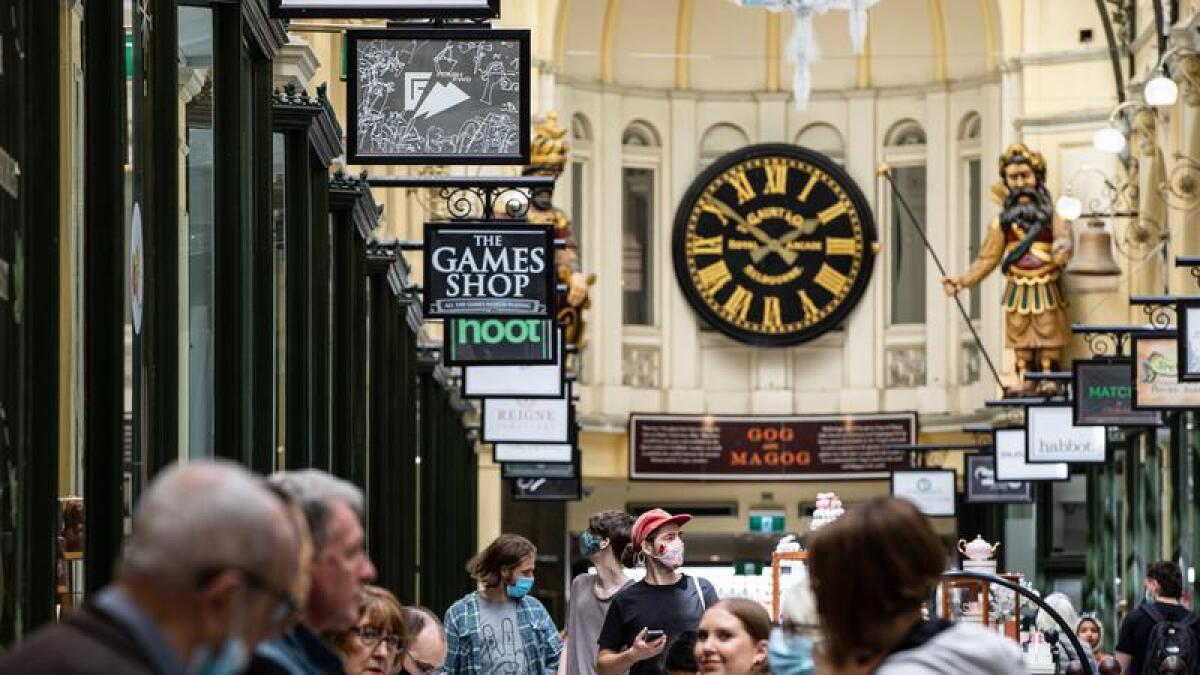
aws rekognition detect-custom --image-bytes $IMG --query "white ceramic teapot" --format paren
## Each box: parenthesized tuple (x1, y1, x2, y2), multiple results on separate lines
(957, 534, 1000, 561)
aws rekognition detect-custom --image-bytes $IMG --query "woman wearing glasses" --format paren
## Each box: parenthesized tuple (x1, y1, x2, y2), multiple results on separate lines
(325, 585, 409, 675)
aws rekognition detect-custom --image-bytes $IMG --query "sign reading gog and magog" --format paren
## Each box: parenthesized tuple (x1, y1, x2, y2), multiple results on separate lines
(423, 223, 554, 318)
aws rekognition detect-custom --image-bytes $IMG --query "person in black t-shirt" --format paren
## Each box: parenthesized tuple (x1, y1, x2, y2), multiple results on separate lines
(1116, 560, 1198, 675)
(596, 509, 718, 675)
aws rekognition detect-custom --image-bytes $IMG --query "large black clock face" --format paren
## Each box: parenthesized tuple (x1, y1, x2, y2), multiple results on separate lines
(672, 143, 878, 347)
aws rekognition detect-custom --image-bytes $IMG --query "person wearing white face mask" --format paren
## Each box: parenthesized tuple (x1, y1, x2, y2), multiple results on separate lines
(596, 509, 718, 675)
(0, 460, 306, 675)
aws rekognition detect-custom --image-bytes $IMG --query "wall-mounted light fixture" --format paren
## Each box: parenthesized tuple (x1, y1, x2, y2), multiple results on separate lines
(1144, 46, 1200, 107)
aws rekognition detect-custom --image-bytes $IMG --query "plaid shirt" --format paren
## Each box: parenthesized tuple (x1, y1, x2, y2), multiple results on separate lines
(442, 591, 563, 675)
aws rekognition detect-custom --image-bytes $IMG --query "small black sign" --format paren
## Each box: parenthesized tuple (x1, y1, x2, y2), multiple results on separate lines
(511, 477, 582, 501)
(1074, 360, 1163, 426)
(501, 451, 581, 480)
(445, 318, 556, 365)
(423, 223, 554, 319)
(272, 0, 500, 19)
(965, 454, 1033, 504)
(347, 28, 530, 165)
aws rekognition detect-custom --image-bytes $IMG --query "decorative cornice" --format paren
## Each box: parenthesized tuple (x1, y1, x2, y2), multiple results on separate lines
(243, 0, 288, 59)
(271, 83, 322, 132)
(1013, 107, 1112, 131)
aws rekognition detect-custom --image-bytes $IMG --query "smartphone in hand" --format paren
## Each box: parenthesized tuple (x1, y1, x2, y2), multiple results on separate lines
(644, 629, 665, 641)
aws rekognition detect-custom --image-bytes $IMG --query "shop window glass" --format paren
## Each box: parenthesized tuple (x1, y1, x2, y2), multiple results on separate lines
(272, 132, 286, 463)
(180, 6, 216, 457)
(1050, 474, 1088, 556)
(622, 168, 654, 326)
(968, 158, 982, 319)
(890, 165, 927, 325)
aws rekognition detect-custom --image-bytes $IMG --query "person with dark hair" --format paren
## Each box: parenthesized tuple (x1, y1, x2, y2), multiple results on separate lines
(399, 607, 446, 675)
(566, 510, 635, 675)
(807, 497, 1023, 674)
(694, 599, 770, 675)
(443, 534, 562, 675)
(596, 509, 718, 675)
(664, 631, 699, 675)
(1116, 560, 1199, 675)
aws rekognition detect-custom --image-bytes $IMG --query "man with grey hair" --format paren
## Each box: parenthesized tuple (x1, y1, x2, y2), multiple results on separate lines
(249, 469, 377, 675)
(0, 460, 304, 674)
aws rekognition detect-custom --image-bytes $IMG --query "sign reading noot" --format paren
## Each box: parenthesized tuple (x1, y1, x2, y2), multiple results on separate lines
(347, 28, 530, 165)
(444, 318, 556, 365)
(424, 223, 554, 319)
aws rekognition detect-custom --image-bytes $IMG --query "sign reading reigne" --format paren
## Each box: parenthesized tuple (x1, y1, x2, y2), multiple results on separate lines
(1074, 360, 1163, 426)
(423, 223, 554, 319)
(444, 318, 555, 365)
(628, 413, 916, 480)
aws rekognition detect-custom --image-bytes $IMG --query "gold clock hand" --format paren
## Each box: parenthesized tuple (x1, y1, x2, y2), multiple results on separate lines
(709, 197, 798, 265)
(750, 229, 806, 265)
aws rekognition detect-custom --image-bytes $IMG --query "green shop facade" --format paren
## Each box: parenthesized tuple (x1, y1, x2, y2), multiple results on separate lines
(0, 0, 477, 642)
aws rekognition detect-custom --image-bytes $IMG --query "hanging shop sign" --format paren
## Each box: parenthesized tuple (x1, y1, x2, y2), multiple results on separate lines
(1073, 360, 1163, 426)
(628, 412, 916, 480)
(130, 203, 145, 335)
(271, 0, 500, 19)
(423, 222, 554, 319)
(501, 457, 580, 480)
(964, 454, 1033, 505)
(1025, 404, 1106, 464)
(1178, 300, 1200, 382)
(347, 28, 530, 165)
(993, 428, 1068, 482)
(481, 390, 571, 444)
(463, 328, 563, 398)
(493, 442, 572, 464)
(1132, 332, 1200, 409)
(444, 317, 556, 365)
(511, 477, 582, 501)
(890, 470, 956, 517)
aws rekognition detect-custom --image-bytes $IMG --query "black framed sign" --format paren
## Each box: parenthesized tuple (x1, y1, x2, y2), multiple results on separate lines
(965, 454, 1033, 504)
(993, 428, 1068, 482)
(1025, 404, 1106, 464)
(1073, 359, 1163, 426)
(1179, 299, 1200, 382)
(1132, 331, 1200, 409)
(511, 477, 582, 501)
(423, 222, 554, 319)
(444, 318, 556, 365)
(493, 442, 572, 464)
(501, 456, 580, 480)
(890, 470, 956, 517)
(347, 28, 530, 164)
(272, 0, 500, 19)
(481, 389, 571, 444)
(463, 328, 563, 398)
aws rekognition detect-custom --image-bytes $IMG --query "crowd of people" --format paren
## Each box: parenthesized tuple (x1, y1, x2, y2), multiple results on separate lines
(0, 459, 1196, 674)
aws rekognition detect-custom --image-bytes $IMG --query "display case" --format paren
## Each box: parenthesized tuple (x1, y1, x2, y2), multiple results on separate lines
(770, 550, 808, 621)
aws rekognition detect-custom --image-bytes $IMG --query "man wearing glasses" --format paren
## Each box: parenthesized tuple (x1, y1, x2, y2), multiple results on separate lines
(400, 606, 448, 675)
(0, 460, 306, 674)
(250, 470, 378, 675)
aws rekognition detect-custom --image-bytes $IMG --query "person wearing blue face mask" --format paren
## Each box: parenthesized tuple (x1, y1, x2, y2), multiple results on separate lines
(768, 575, 819, 675)
(0, 461, 306, 675)
(565, 511, 635, 675)
(444, 534, 563, 675)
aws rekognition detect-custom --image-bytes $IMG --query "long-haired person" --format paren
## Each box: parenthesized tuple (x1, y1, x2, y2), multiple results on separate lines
(693, 599, 771, 675)
(768, 575, 818, 675)
(808, 497, 1024, 674)
(324, 585, 408, 675)
(596, 509, 718, 675)
(443, 534, 562, 675)
(566, 510, 635, 675)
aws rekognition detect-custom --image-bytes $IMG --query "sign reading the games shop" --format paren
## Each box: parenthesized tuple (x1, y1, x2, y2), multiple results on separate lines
(423, 223, 554, 319)
(444, 318, 556, 365)
(628, 413, 915, 480)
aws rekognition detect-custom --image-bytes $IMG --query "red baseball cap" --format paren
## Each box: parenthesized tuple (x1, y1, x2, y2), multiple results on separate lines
(631, 508, 693, 550)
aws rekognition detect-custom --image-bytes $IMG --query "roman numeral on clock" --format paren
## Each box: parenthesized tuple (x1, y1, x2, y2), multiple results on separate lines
(763, 164, 788, 195)
(798, 289, 821, 323)
(762, 295, 783, 330)
(688, 235, 724, 256)
(723, 286, 754, 322)
(728, 170, 756, 204)
(818, 201, 850, 225)
(697, 197, 730, 226)
(825, 237, 857, 256)
(798, 171, 822, 202)
(696, 260, 733, 292)
(814, 264, 849, 295)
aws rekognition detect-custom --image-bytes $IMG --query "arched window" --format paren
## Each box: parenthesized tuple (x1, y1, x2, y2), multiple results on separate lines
(795, 123, 845, 165)
(699, 123, 749, 168)
(884, 119, 928, 329)
(886, 119, 927, 147)
(622, 120, 661, 326)
(571, 112, 593, 143)
(958, 112, 982, 143)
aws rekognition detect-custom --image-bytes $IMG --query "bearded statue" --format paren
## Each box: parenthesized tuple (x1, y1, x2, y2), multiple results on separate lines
(524, 113, 595, 348)
(942, 143, 1073, 396)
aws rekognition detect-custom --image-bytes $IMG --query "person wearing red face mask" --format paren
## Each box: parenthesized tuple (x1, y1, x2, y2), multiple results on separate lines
(596, 509, 718, 675)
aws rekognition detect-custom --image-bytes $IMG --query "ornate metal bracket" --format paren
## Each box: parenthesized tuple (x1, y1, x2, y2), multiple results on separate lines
(1071, 323, 1153, 358)
(1129, 295, 1179, 329)
(1159, 151, 1200, 211)
(368, 175, 556, 222)
(1175, 256, 1200, 290)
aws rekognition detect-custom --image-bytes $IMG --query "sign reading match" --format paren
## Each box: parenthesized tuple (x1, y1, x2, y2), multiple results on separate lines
(629, 413, 916, 480)
(423, 223, 554, 318)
